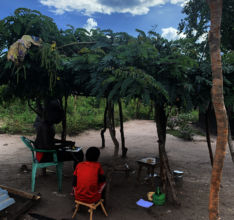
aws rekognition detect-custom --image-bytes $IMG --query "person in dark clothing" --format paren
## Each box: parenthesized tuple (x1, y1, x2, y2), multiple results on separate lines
(33, 99, 60, 132)
(72, 147, 106, 203)
(34, 106, 83, 169)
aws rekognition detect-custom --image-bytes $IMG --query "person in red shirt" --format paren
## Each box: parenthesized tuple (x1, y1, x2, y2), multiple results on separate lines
(73, 147, 106, 204)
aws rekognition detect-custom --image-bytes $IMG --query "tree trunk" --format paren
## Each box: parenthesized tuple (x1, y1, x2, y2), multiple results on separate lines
(147, 100, 153, 120)
(227, 106, 234, 163)
(104, 101, 119, 210)
(36, 97, 50, 176)
(111, 104, 116, 137)
(60, 96, 68, 141)
(205, 1, 228, 219)
(74, 95, 77, 113)
(119, 100, 128, 157)
(155, 104, 180, 208)
(205, 101, 214, 167)
(101, 99, 108, 148)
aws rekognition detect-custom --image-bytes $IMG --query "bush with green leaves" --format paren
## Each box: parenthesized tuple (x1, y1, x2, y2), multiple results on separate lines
(166, 116, 182, 130)
(178, 123, 199, 140)
(178, 112, 198, 123)
(0, 96, 154, 135)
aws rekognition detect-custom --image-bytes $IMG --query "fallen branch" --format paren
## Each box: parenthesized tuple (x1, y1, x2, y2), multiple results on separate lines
(0, 185, 40, 200)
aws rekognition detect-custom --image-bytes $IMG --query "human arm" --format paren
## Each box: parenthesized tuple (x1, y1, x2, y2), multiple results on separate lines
(72, 175, 77, 187)
(54, 139, 75, 146)
(98, 164, 106, 183)
(98, 174, 106, 183)
(36, 123, 69, 150)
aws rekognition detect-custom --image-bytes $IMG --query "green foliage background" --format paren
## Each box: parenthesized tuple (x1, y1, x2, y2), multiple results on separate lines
(0, 96, 154, 135)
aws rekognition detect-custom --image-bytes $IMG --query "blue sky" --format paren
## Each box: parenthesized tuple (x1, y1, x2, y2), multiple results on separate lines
(0, 0, 189, 41)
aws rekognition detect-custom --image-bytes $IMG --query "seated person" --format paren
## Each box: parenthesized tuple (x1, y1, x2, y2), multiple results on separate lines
(73, 147, 106, 204)
(34, 106, 83, 169)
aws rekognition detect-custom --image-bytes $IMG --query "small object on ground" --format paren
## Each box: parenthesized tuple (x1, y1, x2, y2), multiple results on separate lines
(72, 199, 108, 220)
(46, 169, 70, 178)
(52, 192, 66, 197)
(20, 165, 29, 172)
(147, 192, 154, 201)
(0, 185, 40, 200)
(136, 199, 153, 208)
(152, 187, 165, 206)
(144, 174, 157, 180)
(28, 213, 56, 220)
(174, 170, 183, 187)
(3, 144, 8, 146)
(0, 187, 15, 211)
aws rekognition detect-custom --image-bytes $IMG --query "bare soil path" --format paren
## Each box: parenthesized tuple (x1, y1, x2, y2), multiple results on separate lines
(0, 120, 233, 220)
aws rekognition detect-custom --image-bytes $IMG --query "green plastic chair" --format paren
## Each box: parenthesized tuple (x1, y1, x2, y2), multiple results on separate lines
(21, 136, 63, 193)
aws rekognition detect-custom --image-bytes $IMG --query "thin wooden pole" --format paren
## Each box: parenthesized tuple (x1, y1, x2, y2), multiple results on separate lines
(60, 96, 68, 140)
(119, 100, 128, 157)
(100, 99, 108, 148)
(74, 95, 77, 113)
(205, 101, 214, 167)
(227, 106, 234, 163)
(105, 101, 119, 210)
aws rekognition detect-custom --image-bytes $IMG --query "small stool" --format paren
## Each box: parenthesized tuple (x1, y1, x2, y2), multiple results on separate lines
(110, 164, 131, 182)
(72, 199, 108, 220)
(135, 158, 160, 191)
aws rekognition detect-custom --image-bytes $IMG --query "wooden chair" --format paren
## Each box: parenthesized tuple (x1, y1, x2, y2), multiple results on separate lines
(21, 136, 63, 192)
(72, 199, 108, 220)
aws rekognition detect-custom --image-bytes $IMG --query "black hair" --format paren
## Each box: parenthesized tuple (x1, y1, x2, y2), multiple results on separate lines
(86, 147, 100, 162)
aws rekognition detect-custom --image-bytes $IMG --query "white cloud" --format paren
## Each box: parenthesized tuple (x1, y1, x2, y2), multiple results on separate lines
(83, 18, 98, 32)
(180, 0, 190, 7)
(161, 27, 186, 41)
(161, 27, 207, 43)
(39, 0, 187, 16)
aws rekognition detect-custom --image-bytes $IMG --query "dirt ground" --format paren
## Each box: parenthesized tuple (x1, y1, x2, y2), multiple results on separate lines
(1, 120, 234, 220)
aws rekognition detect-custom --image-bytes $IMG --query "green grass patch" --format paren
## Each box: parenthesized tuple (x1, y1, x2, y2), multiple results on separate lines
(167, 129, 205, 139)
(167, 130, 181, 138)
(0, 97, 155, 135)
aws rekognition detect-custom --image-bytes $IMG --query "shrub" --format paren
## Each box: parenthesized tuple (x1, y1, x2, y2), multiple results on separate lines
(167, 116, 183, 130)
(178, 124, 198, 140)
(177, 112, 198, 122)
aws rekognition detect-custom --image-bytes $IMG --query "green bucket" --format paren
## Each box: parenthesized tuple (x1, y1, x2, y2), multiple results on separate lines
(152, 187, 165, 205)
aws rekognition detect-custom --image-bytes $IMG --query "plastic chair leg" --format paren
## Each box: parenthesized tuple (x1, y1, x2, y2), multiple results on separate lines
(31, 164, 37, 192)
(57, 162, 63, 192)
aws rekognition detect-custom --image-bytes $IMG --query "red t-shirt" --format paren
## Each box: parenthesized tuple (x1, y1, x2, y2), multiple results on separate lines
(73, 161, 104, 204)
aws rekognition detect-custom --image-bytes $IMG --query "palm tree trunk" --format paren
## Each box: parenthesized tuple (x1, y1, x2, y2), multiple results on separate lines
(205, 1, 228, 219)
